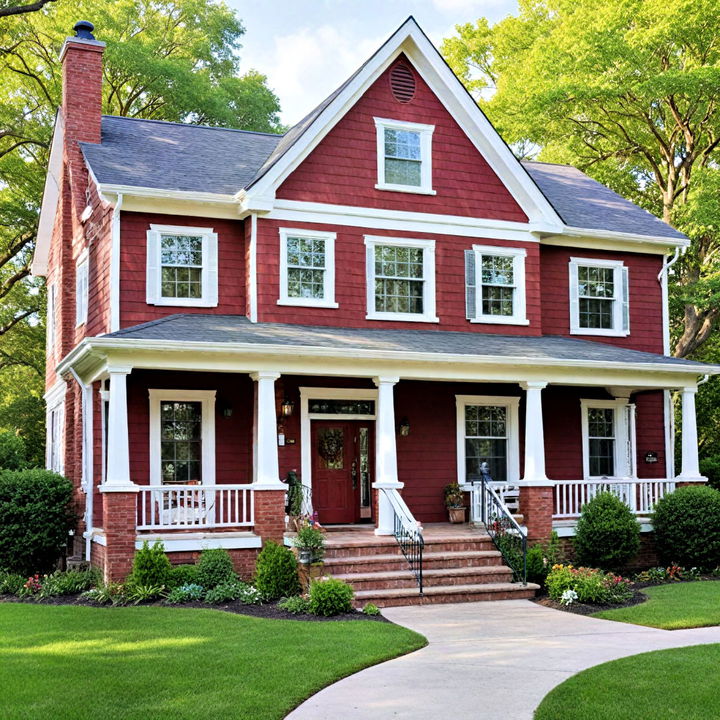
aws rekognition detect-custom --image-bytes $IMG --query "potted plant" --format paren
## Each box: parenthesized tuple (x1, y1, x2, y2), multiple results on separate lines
(444, 483, 466, 523)
(292, 518, 326, 565)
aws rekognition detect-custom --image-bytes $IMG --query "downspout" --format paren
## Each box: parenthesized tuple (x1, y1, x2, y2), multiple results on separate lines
(249, 212, 258, 323)
(68, 368, 94, 562)
(109, 193, 123, 332)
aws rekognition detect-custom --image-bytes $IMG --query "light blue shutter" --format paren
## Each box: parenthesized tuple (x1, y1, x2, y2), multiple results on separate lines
(204, 232, 219, 306)
(621, 265, 630, 333)
(568, 262, 579, 331)
(146, 230, 159, 304)
(465, 249, 476, 320)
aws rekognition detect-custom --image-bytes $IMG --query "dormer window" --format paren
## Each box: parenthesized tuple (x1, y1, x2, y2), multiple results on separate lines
(374, 118, 435, 195)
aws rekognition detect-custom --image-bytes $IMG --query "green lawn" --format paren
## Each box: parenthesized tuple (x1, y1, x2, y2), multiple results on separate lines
(535, 644, 720, 720)
(0, 604, 425, 720)
(593, 582, 720, 629)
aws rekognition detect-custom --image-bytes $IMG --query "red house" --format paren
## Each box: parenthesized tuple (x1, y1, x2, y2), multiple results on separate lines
(36, 18, 718, 605)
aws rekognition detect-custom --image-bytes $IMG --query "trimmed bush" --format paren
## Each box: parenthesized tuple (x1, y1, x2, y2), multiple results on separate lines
(309, 577, 354, 616)
(0, 469, 75, 575)
(196, 548, 237, 588)
(653, 485, 720, 570)
(129, 541, 171, 587)
(255, 540, 300, 600)
(0, 431, 27, 470)
(167, 564, 200, 588)
(700, 455, 720, 491)
(526, 545, 547, 585)
(574, 492, 640, 571)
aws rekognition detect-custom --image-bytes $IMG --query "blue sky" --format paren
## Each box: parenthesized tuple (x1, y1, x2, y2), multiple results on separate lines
(228, 0, 518, 125)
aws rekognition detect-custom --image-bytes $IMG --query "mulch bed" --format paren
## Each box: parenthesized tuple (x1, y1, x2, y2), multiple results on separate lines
(533, 589, 648, 616)
(0, 594, 389, 623)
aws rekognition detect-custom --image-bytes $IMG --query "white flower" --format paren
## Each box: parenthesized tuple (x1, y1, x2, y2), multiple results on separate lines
(560, 589, 578, 606)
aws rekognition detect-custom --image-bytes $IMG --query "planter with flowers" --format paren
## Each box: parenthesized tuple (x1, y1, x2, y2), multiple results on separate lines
(444, 483, 466, 523)
(292, 515, 326, 591)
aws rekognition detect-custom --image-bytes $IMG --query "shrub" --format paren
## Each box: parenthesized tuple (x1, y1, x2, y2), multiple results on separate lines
(39, 569, 100, 598)
(700, 455, 720, 491)
(653, 485, 720, 570)
(526, 546, 547, 586)
(0, 431, 27, 470)
(362, 603, 380, 616)
(574, 492, 640, 571)
(196, 548, 237, 589)
(0, 571, 25, 595)
(167, 564, 200, 588)
(165, 583, 205, 604)
(278, 595, 311, 614)
(203, 579, 262, 605)
(0, 469, 75, 575)
(546, 564, 633, 605)
(255, 541, 300, 600)
(129, 541, 171, 587)
(309, 577, 354, 616)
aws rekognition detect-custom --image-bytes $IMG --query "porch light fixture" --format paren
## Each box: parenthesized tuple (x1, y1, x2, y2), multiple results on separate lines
(280, 398, 295, 418)
(219, 399, 233, 418)
(399, 417, 411, 436)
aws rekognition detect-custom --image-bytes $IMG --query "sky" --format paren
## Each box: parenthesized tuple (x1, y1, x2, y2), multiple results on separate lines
(228, 0, 518, 126)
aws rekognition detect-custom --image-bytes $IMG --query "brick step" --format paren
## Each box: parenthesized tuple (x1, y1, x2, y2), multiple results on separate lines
(323, 549, 503, 574)
(325, 537, 496, 558)
(334, 565, 513, 591)
(353, 582, 540, 608)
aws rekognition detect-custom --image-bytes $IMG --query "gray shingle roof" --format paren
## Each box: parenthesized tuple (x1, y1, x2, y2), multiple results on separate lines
(80, 116, 281, 195)
(103, 314, 713, 371)
(523, 161, 685, 240)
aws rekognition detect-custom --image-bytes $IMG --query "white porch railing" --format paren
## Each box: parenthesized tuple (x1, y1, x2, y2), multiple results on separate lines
(137, 484, 254, 531)
(553, 479, 676, 519)
(469, 482, 520, 521)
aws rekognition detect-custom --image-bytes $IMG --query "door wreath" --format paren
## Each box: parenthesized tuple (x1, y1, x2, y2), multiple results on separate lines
(318, 429, 344, 465)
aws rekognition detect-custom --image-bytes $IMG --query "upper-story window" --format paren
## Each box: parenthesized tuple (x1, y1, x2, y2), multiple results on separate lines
(374, 118, 435, 195)
(146, 225, 218, 307)
(278, 228, 337, 308)
(75, 251, 89, 327)
(569, 258, 629, 336)
(465, 245, 528, 325)
(364, 236, 437, 322)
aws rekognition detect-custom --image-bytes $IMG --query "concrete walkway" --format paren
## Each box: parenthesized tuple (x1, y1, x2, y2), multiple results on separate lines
(286, 599, 720, 719)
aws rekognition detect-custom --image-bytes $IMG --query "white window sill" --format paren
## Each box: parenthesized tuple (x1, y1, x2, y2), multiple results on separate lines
(149, 298, 218, 308)
(277, 299, 339, 309)
(375, 183, 437, 196)
(366, 312, 439, 323)
(471, 317, 530, 326)
(570, 327, 629, 338)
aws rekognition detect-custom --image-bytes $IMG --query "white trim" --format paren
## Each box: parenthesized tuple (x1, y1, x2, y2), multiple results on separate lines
(470, 244, 527, 325)
(455, 394, 520, 486)
(580, 399, 636, 479)
(109, 194, 123, 332)
(554, 520, 654, 537)
(135, 532, 261, 552)
(46, 388, 66, 475)
(148, 389, 216, 486)
(75, 250, 89, 327)
(249, 213, 258, 322)
(146, 224, 218, 307)
(299, 387, 378, 495)
(98, 183, 236, 205)
(46, 283, 56, 354)
(364, 235, 438, 322)
(569, 257, 629, 337)
(278, 227, 337, 308)
(542, 225, 690, 250)
(374, 117, 435, 195)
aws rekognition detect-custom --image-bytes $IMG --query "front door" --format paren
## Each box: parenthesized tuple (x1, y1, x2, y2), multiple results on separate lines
(312, 421, 373, 524)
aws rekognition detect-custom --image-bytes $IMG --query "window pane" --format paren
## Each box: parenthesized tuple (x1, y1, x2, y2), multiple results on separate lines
(589, 439, 615, 476)
(385, 157, 421, 186)
(286, 236, 326, 299)
(579, 298, 613, 329)
(481, 256, 514, 285)
(465, 405, 507, 438)
(481, 286, 514, 316)
(578, 266, 614, 298)
(160, 237, 203, 301)
(465, 438, 508, 482)
(159, 401, 202, 485)
(588, 408, 614, 438)
(384, 128, 421, 160)
(588, 408, 615, 477)
(373, 245, 424, 314)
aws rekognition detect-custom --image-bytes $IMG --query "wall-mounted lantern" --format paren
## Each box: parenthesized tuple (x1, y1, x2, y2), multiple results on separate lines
(398, 417, 411, 437)
(280, 398, 295, 418)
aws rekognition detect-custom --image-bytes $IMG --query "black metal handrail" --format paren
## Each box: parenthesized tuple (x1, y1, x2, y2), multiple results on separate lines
(383, 488, 424, 595)
(479, 477, 527, 585)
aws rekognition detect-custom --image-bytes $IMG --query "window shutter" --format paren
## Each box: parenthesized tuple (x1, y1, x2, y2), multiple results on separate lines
(47, 285, 55, 350)
(465, 249, 476, 320)
(146, 230, 159, 304)
(621, 265, 630, 333)
(568, 262, 579, 331)
(204, 232, 219, 306)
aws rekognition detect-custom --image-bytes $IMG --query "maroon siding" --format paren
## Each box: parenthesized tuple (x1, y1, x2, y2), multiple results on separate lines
(119, 212, 248, 329)
(277, 55, 528, 222)
(635, 390, 668, 479)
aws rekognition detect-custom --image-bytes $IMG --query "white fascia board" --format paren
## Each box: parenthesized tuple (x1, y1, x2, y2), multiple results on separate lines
(97, 183, 237, 206)
(32, 112, 64, 277)
(539, 226, 690, 254)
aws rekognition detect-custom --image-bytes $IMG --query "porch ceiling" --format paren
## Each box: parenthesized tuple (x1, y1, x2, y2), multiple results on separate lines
(61, 315, 718, 388)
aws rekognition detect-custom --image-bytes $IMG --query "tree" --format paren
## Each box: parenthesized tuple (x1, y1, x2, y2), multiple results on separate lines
(0, 0, 282, 456)
(0, 1, 56, 19)
(442, 0, 720, 357)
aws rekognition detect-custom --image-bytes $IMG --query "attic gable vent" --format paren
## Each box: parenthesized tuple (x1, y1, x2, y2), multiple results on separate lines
(389, 63, 416, 103)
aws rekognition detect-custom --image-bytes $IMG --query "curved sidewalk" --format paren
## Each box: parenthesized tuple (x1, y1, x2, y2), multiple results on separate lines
(286, 599, 720, 719)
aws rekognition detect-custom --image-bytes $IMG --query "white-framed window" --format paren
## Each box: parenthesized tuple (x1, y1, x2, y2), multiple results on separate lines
(45, 383, 65, 474)
(569, 258, 629, 336)
(75, 251, 89, 327)
(374, 117, 435, 195)
(364, 236, 437, 322)
(465, 245, 528, 325)
(148, 390, 216, 486)
(580, 399, 636, 479)
(146, 225, 218, 307)
(278, 228, 337, 308)
(46, 283, 56, 353)
(456, 395, 520, 486)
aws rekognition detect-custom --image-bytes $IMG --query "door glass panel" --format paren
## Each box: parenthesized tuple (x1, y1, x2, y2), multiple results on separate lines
(464, 405, 508, 482)
(159, 401, 202, 484)
(359, 427, 370, 508)
(318, 428, 344, 470)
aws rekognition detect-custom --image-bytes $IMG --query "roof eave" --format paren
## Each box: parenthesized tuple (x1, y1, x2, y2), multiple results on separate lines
(537, 224, 690, 250)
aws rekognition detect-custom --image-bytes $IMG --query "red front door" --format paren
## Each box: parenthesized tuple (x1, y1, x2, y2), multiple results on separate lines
(312, 421, 373, 524)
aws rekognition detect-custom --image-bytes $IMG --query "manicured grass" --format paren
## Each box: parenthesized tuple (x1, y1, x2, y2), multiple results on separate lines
(0, 604, 425, 720)
(593, 582, 720, 629)
(534, 644, 720, 720)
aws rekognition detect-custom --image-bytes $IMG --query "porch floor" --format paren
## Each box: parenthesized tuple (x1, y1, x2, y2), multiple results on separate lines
(322, 522, 489, 547)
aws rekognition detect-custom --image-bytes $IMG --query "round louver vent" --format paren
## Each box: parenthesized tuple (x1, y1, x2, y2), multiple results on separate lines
(389, 63, 416, 103)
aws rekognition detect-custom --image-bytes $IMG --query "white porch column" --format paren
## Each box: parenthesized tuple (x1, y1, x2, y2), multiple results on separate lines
(372, 376, 402, 536)
(103, 367, 136, 490)
(251, 371, 283, 488)
(521, 381, 548, 483)
(678, 386, 703, 480)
